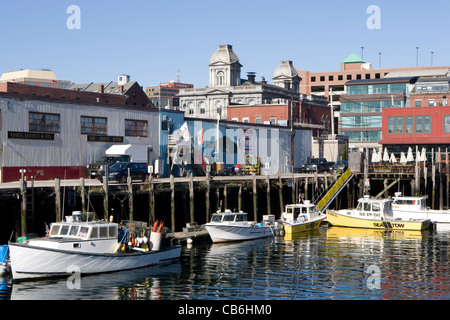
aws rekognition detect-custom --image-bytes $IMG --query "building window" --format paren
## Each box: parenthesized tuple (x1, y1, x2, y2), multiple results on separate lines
(255, 117, 262, 124)
(29, 112, 60, 133)
(338, 75, 343, 81)
(405, 116, 413, 134)
(231, 118, 238, 122)
(320, 76, 325, 82)
(270, 117, 277, 125)
(365, 74, 371, 79)
(444, 115, 450, 133)
(356, 74, 362, 80)
(415, 100, 421, 107)
(125, 119, 148, 137)
(329, 76, 334, 81)
(347, 75, 352, 80)
(428, 99, 436, 106)
(375, 73, 381, 79)
(217, 71, 224, 86)
(443, 97, 448, 106)
(387, 117, 403, 134)
(81, 116, 107, 135)
(311, 76, 316, 82)
(242, 117, 249, 123)
(415, 115, 431, 134)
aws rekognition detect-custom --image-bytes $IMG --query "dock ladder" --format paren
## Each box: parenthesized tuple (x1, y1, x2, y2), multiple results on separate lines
(314, 168, 354, 213)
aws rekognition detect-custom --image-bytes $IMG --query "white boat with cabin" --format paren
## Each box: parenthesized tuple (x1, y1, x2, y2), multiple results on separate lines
(281, 201, 326, 235)
(8, 213, 181, 281)
(392, 192, 450, 228)
(205, 210, 277, 243)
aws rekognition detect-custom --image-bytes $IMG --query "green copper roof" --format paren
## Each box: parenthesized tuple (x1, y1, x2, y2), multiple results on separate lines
(341, 53, 364, 64)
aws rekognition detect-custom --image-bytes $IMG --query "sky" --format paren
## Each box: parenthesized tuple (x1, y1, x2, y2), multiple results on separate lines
(0, 0, 448, 88)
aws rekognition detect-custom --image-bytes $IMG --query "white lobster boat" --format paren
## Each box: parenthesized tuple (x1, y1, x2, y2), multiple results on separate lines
(205, 210, 276, 243)
(392, 192, 450, 229)
(8, 213, 181, 281)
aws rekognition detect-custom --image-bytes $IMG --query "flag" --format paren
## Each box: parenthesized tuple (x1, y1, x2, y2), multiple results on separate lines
(179, 122, 190, 142)
(197, 128, 203, 146)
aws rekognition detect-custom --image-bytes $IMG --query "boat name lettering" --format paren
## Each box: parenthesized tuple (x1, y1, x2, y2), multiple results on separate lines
(373, 222, 405, 228)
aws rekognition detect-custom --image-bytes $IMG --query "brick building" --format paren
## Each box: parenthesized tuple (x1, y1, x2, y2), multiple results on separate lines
(146, 81, 193, 109)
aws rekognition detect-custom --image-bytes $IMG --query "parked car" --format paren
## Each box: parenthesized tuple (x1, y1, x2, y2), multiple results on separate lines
(99, 162, 149, 183)
(330, 160, 348, 173)
(300, 158, 334, 173)
(86, 155, 131, 179)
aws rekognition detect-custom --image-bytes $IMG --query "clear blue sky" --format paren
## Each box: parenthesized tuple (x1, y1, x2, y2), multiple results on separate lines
(0, 0, 448, 88)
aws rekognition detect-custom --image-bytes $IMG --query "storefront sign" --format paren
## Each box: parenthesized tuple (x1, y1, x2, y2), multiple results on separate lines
(87, 134, 124, 143)
(8, 131, 55, 140)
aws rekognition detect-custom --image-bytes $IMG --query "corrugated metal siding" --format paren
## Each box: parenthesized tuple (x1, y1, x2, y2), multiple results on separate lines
(0, 98, 159, 168)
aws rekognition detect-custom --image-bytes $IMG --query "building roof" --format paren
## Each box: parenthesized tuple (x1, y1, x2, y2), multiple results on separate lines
(68, 81, 136, 94)
(0, 69, 58, 82)
(385, 68, 450, 78)
(341, 53, 364, 64)
(209, 44, 241, 65)
(273, 60, 299, 79)
(346, 76, 419, 86)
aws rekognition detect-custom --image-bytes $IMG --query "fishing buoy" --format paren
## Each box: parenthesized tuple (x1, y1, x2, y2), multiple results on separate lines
(113, 242, 121, 254)
(187, 237, 193, 244)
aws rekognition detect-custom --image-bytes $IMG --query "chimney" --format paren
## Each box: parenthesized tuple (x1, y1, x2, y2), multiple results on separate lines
(120, 85, 124, 94)
(99, 84, 104, 93)
(247, 72, 256, 84)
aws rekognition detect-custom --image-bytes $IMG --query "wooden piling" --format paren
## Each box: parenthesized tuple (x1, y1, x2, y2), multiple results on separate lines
(127, 169, 133, 221)
(189, 172, 194, 224)
(266, 174, 271, 215)
(20, 178, 27, 237)
(55, 177, 61, 222)
(205, 172, 210, 221)
(149, 175, 155, 225)
(170, 174, 175, 232)
(102, 168, 109, 220)
(252, 172, 257, 221)
(278, 171, 283, 214)
(80, 178, 86, 213)
(223, 183, 228, 210)
(238, 184, 242, 212)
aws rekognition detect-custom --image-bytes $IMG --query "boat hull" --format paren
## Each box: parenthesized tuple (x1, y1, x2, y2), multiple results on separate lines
(326, 210, 431, 231)
(205, 224, 274, 243)
(9, 243, 181, 281)
(283, 216, 326, 235)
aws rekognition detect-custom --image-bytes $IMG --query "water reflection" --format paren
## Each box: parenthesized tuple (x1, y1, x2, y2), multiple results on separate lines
(3, 227, 449, 300)
(10, 262, 181, 300)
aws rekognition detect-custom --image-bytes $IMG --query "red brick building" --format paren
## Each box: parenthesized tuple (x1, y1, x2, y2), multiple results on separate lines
(227, 95, 331, 136)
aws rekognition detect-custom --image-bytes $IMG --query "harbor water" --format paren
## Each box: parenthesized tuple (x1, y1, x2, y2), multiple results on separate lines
(1, 226, 449, 301)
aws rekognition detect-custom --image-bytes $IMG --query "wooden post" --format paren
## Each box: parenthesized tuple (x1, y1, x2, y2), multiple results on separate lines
(252, 172, 257, 221)
(223, 184, 228, 210)
(30, 176, 35, 233)
(189, 172, 194, 224)
(432, 149, 436, 209)
(170, 174, 175, 232)
(102, 167, 109, 220)
(20, 177, 27, 237)
(278, 171, 284, 214)
(149, 175, 155, 225)
(205, 172, 210, 221)
(439, 148, 443, 210)
(415, 162, 420, 196)
(266, 173, 271, 216)
(447, 149, 449, 209)
(305, 177, 309, 200)
(127, 169, 133, 220)
(80, 178, 86, 213)
(238, 184, 242, 212)
(55, 177, 61, 222)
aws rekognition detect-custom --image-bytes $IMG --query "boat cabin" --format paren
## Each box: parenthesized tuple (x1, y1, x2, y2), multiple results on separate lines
(392, 192, 427, 211)
(50, 222, 118, 240)
(283, 201, 319, 222)
(210, 210, 249, 225)
(354, 197, 393, 220)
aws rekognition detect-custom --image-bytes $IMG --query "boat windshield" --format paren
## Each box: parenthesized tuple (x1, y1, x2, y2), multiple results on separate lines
(235, 214, 247, 222)
(223, 215, 235, 222)
(211, 215, 223, 222)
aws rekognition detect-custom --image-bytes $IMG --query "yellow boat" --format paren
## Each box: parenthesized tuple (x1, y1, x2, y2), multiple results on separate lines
(281, 201, 326, 235)
(326, 197, 431, 231)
